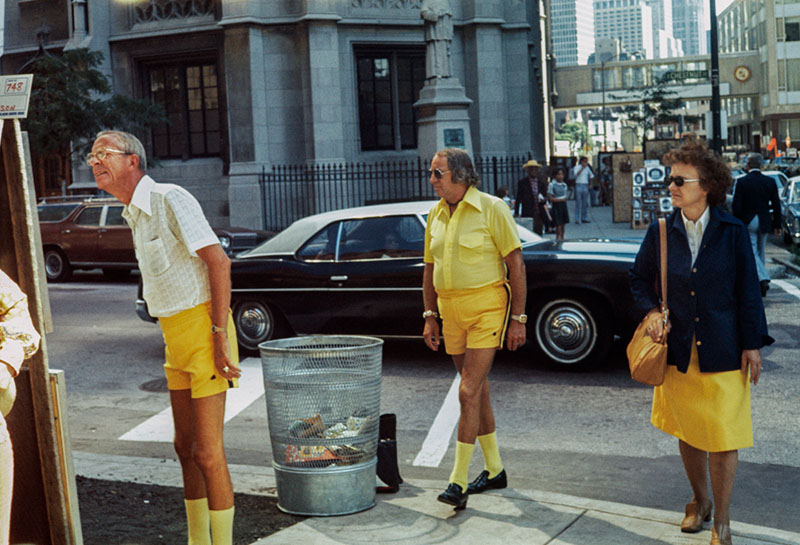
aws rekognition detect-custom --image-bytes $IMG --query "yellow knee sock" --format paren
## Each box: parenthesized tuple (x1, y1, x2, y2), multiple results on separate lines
(209, 506, 235, 545)
(184, 498, 211, 545)
(477, 431, 504, 478)
(448, 441, 475, 490)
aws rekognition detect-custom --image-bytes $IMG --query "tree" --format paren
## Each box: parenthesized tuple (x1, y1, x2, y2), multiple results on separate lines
(611, 76, 693, 151)
(555, 121, 592, 155)
(22, 48, 165, 194)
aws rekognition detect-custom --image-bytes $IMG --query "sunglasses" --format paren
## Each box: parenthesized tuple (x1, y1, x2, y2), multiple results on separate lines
(86, 148, 130, 165)
(429, 168, 451, 180)
(665, 175, 701, 187)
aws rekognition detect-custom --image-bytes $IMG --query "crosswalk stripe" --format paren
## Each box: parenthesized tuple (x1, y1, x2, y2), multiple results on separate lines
(412, 373, 461, 468)
(119, 357, 264, 443)
(772, 279, 800, 300)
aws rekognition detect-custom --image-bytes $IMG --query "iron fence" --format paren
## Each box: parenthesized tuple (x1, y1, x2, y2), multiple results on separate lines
(258, 153, 533, 231)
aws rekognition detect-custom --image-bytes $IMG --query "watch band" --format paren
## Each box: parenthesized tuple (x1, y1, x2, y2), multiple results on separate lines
(211, 324, 227, 334)
(511, 314, 528, 324)
(422, 310, 439, 319)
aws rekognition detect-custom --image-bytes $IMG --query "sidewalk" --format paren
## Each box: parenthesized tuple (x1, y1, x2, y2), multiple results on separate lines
(73, 452, 800, 545)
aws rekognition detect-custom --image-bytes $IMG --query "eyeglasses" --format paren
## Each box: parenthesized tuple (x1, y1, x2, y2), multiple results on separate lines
(86, 148, 130, 165)
(429, 168, 451, 180)
(665, 175, 701, 187)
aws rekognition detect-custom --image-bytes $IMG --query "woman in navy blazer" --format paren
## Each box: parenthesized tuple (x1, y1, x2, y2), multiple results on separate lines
(630, 138, 772, 545)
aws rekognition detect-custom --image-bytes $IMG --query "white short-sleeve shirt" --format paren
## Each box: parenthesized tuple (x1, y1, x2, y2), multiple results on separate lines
(123, 175, 219, 317)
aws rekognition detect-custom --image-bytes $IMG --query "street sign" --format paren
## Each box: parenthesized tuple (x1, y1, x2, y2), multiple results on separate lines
(663, 70, 707, 81)
(0, 74, 34, 119)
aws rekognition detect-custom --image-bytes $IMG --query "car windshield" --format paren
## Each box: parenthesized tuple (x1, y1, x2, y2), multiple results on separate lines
(790, 183, 800, 204)
(37, 203, 79, 222)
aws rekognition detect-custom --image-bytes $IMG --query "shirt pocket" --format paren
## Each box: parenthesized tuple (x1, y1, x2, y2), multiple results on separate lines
(458, 233, 484, 264)
(142, 237, 171, 276)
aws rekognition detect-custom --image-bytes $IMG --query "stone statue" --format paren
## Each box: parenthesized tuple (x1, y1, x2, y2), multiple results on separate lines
(421, 0, 453, 79)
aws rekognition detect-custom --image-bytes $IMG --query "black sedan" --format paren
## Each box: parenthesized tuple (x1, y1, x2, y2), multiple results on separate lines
(231, 201, 640, 370)
(781, 176, 800, 246)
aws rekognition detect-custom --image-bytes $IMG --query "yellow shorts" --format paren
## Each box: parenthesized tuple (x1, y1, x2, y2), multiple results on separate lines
(160, 302, 239, 399)
(437, 282, 511, 355)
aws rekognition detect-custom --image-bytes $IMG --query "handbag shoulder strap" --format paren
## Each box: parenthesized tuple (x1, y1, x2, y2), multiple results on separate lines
(658, 217, 667, 310)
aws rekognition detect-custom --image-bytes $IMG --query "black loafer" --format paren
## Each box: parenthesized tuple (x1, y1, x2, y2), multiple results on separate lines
(437, 483, 467, 509)
(467, 469, 508, 495)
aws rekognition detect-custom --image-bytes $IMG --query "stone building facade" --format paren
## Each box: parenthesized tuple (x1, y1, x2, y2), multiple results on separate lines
(2, 0, 550, 229)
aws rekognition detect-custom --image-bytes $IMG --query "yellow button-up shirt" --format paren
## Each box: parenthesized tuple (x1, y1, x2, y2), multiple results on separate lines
(424, 186, 522, 291)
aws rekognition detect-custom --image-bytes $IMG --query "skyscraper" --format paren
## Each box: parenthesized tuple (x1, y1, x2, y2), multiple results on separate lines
(594, 0, 654, 60)
(551, 0, 595, 66)
(673, 0, 707, 55)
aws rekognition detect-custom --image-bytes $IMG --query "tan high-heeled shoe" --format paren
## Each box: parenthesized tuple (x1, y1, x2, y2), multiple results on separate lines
(681, 498, 712, 533)
(710, 525, 732, 545)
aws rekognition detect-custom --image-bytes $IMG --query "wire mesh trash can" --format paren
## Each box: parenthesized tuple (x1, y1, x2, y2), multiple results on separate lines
(259, 335, 383, 516)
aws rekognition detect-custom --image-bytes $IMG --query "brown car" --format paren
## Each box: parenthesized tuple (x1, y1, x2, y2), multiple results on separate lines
(38, 196, 271, 282)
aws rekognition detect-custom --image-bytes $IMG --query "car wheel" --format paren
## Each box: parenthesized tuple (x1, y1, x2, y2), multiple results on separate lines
(44, 248, 72, 282)
(233, 299, 285, 356)
(530, 297, 611, 370)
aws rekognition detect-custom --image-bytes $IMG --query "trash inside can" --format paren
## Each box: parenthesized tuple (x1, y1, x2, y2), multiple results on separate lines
(259, 335, 383, 516)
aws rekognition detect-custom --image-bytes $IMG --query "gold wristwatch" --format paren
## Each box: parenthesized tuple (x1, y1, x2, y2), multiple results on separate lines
(511, 314, 528, 324)
(422, 310, 439, 319)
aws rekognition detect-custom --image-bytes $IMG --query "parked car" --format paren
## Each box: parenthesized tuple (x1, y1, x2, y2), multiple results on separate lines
(781, 176, 800, 246)
(725, 170, 788, 214)
(203, 201, 641, 370)
(38, 196, 271, 282)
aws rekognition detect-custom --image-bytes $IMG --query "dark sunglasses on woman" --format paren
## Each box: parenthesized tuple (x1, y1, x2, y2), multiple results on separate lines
(665, 175, 700, 187)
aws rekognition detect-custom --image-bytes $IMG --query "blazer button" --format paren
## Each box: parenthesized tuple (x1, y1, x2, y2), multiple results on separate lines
(695, 317, 700, 322)
(690, 291, 695, 296)
(696, 340, 702, 346)
(692, 267, 697, 273)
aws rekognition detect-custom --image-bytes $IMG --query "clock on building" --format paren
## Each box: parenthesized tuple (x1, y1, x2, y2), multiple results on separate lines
(734, 66, 751, 83)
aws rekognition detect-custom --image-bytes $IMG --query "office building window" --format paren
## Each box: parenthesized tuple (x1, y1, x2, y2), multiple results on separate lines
(146, 61, 221, 159)
(355, 47, 425, 151)
(786, 17, 800, 41)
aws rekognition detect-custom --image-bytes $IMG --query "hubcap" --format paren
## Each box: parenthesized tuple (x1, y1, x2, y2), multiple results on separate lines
(536, 300, 596, 364)
(46, 253, 62, 277)
(238, 304, 272, 345)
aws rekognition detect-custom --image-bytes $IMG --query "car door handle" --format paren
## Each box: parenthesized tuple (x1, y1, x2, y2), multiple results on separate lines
(98, 229, 107, 233)
(330, 275, 348, 282)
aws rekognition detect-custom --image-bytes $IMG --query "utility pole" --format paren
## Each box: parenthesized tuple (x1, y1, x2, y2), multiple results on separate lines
(709, 0, 722, 155)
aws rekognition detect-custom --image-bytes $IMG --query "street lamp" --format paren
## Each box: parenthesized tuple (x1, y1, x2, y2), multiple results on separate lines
(602, 59, 607, 152)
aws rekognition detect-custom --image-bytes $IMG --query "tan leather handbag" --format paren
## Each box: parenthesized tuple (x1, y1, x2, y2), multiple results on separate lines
(627, 217, 669, 386)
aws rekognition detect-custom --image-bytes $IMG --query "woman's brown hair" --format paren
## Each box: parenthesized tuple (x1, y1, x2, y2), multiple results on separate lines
(662, 136, 731, 207)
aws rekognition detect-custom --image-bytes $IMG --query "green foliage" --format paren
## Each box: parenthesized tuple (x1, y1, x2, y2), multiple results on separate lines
(554, 121, 592, 154)
(22, 48, 165, 157)
(611, 76, 689, 147)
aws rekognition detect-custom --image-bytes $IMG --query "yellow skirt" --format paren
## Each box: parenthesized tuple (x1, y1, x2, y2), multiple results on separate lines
(651, 339, 752, 452)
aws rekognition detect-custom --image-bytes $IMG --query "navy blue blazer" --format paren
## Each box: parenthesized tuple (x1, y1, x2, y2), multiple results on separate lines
(732, 170, 782, 233)
(629, 206, 773, 373)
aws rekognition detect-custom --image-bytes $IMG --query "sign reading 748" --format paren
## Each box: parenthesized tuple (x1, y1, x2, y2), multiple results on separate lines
(0, 75, 34, 119)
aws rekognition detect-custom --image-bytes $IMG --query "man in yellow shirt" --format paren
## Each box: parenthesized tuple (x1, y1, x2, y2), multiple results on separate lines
(422, 148, 527, 509)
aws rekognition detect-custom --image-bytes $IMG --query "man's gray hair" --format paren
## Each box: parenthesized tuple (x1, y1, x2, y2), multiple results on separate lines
(435, 148, 480, 188)
(96, 130, 147, 171)
(746, 153, 763, 169)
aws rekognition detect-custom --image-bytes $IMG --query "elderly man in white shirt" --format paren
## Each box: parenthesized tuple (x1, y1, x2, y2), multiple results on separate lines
(89, 130, 241, 545)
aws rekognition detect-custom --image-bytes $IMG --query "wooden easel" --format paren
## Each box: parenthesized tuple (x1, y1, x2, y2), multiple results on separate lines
(1, 118, 81, 544)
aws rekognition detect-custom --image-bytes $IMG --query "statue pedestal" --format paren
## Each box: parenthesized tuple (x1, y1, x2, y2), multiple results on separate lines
(414, 77, 473, 159)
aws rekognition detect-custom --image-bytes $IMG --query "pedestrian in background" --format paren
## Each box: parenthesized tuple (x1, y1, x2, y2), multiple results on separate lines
(494, 185, 514, 209)
(547, 167, 569, 240)
(89, 130, 241, 545)
(629, 137, 772, 545)
(423, 148, 527, 510)
(0, 268, 41, 545)
(599, 156, 613, 206)
(515, 159, 549, 235)
(732, 153, 782, 297)
(570, 156, 594, 224)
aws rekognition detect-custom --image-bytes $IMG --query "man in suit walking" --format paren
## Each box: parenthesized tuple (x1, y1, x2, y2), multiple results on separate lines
(732, 153, 782, 296)
(515, 159, 549, 235)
